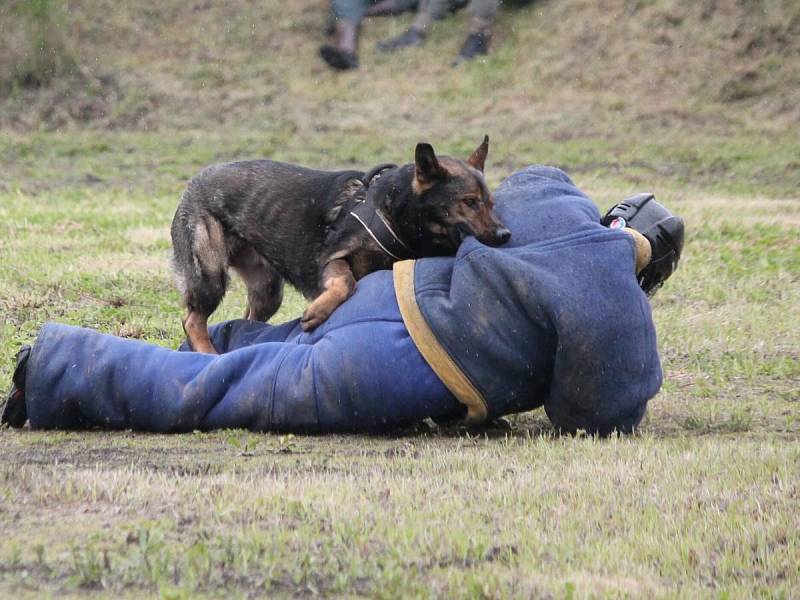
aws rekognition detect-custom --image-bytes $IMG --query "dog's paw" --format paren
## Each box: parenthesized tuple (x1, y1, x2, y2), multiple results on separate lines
(300, 307, 328, 331)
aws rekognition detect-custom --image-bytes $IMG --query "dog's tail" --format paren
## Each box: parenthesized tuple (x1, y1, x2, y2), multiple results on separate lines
(170, 186, 229, 313)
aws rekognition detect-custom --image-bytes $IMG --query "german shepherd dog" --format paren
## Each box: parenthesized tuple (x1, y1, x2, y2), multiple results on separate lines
(171, 136, 510, 354)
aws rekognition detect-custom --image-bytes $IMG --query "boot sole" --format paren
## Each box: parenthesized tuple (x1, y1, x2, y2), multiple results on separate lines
(319, 46, 358, 70)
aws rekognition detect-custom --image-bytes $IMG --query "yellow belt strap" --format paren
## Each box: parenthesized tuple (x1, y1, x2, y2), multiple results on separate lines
(392, 260, 488, 424)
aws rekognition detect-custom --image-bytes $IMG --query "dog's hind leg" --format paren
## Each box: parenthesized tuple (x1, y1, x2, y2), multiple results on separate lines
(231, 245, 285, 322)
(172, 213, 230, 354)
(182, 310, 216, 354)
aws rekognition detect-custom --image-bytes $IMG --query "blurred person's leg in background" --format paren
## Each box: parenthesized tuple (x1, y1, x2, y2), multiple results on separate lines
(320, 0, 367, 70)
(365, 0, 418, 17)
(377, 0, 466, 51)
(411, 0, 454, 31)
(451, 0, 499, 66)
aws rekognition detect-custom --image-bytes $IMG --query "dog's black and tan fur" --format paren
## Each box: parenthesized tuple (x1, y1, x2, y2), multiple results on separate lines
(171, 137, 509, 354)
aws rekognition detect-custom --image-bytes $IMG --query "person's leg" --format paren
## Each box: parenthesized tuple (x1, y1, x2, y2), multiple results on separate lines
(365, 0, 418, 17)
(416, 0, 452, 27)
(17, 272, 459, 433)
(321, 0, 366, 70)
(178, 317, 303, 354)
(378, 0, 452, 51)
(468, 0, 498, 34)
(330, 0, 369, 22)
(451, 0, 498, 65)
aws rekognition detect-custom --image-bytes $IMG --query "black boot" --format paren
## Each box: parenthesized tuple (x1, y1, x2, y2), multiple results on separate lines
(451, 31, 490, 66)
(1, 345, 31, 428)
(377, 27, 426, 52)
(320, 20, 360, 71)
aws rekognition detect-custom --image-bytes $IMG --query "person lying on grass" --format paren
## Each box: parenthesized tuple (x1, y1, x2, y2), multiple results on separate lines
(2, 166, 684, 436)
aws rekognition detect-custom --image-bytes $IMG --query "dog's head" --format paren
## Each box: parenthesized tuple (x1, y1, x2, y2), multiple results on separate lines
(409, 136, 510, 252)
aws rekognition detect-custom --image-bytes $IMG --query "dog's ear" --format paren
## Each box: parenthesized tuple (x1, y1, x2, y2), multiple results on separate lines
(414, 143, 448, 190)
(467, 135, 489, 172)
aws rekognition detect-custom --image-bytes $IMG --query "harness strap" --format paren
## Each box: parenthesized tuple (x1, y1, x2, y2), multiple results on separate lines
(333, 162, 414, 262)
(349, 200, 415, 261)
(362, 162, 397, 186)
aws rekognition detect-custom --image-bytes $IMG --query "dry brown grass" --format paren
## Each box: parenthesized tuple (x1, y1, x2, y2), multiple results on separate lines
(2, 0, 799, 136)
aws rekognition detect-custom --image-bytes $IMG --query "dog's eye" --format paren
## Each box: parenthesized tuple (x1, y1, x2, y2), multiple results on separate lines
(462, 196, 480, 209)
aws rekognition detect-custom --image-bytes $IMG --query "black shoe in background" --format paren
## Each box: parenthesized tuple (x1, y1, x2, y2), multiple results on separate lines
(319, 45, 359, 70)
(451, 32, 490, 66)
(377, 27, 426, 52)
(1, 345, 31, 428)
(320, 19, 360, 71)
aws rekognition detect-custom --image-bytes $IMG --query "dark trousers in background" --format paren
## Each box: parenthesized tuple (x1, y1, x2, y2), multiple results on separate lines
(412, 0, 498, 34)
(330, 0, 376, 23)
(330, 0, 496, 31)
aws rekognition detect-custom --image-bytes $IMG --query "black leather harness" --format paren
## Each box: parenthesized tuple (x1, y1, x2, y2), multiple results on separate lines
(346, 164, 415, 261)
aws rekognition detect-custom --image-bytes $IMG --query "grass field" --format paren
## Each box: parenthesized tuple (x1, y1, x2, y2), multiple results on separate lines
(1, 1, 799, 597)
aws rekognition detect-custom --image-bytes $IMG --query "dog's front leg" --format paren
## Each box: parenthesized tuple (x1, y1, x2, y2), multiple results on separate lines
(301, 259, 356, 331)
